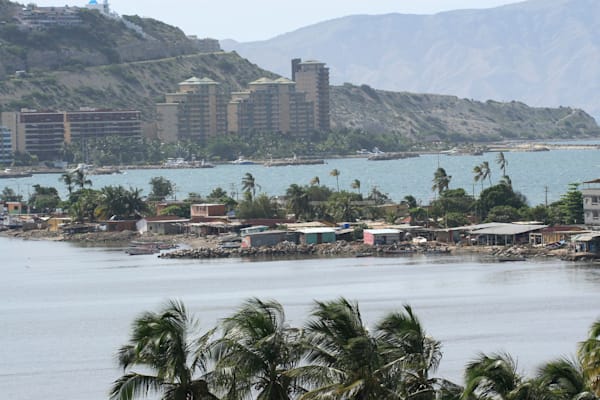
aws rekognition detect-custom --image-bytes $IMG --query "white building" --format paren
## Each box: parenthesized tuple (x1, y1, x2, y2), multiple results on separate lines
(85, 0, 110, 14)
(582, 179, 600, 227)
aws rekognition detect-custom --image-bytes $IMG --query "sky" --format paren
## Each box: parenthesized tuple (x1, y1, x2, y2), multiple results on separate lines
(30, 0, 524, 41)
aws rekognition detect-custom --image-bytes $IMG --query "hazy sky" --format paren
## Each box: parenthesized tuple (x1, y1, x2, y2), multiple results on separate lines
(31, 0, 524, 41)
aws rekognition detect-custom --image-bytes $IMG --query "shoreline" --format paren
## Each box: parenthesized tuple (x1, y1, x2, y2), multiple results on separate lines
(0, 228, 577, 261)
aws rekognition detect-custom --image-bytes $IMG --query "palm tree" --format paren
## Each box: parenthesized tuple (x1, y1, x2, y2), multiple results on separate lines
(60, 172, 75, 197)
(212, 298, 304, 400)
(351, 179, 361, 194)
(310, 176, 320, 186)
(376, 305, 444, 400)
(110, 300, 218, 400)
(73, 167, 92, 190)
(496, 152, 508, 177)
(578, 320, 600, 396)
(330, 169, 341, 192)
(462, 352, 523, 400)
(537, 358, 595, 400)
(481, 161, 492, 186)
(286, 184, 310, 220)
(473, 165, 484, 191)
(242, 173, 260, 199)
(432, 168, 451, 196)
(299, 297, 388, 399)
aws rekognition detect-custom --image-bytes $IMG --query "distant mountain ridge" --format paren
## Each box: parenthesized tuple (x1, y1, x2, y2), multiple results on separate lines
(223, 0, 600, 119)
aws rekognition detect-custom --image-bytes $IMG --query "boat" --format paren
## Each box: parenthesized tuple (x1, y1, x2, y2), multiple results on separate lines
(0, 169, 33, 179)
(355, 252, 374, 257)
(230, 156, 256, 165)
(125, 246, 157, 255)
(197, 159, 215, 168)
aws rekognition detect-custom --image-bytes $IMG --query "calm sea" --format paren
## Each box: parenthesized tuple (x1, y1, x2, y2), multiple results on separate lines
(3, 147, 600, 206)
(1, 236, 600, 400)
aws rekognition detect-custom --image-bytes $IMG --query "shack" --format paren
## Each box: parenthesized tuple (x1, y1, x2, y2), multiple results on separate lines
(572, 232, 600, 254)
(297, 228, 336, 245)
(470, 223, 547, 246)
(241, 230, 298, 248)
(363, 229, 402, 245)
(137, 216, 190, 235)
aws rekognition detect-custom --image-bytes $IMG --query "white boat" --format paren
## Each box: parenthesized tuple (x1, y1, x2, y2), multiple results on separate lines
(230, 157, 256, 165)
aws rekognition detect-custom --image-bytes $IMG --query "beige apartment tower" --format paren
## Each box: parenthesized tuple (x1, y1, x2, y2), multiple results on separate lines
(156, 77, 228, 143)
(227, 77, 313, 136)
(292, 58, 330, 132)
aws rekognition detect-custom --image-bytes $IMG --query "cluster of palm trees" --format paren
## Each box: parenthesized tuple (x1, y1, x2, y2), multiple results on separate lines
(111, 299, 600, 400)
(473, 152, 510, 190)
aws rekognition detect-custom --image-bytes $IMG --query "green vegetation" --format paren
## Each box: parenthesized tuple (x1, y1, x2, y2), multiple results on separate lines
(111, 298, 600, 400)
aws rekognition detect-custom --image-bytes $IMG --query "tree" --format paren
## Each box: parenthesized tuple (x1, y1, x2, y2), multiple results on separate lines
(242, 173, 260, 199)
(286, 184, 310, 220)
(330, 169, 340, 192)
(462, 352, 523, 400)
(485, 205, 522, 223)
(73, 168, 92, 190)
(536, 358, 595, 400)
(96, 185, 148, 220)
(351, 179, 361, 194)
(432, 168, 451, 196)
(326, 191, 359, 222)
(69, 188, 101, 223)
(149, 176, 174, 201)
(559, 183, 584, 225)
(496, 152, 508, 177)
(298, 298, 454, 400)
(110, 300, 218, 400)
(476, 184, 528, 221)
(473, 162, 491, 190)
(402, 195, 418, 209)
(578, 319, 600, 396)
(1, 187, 22, 202)
(237, 193, 281, 219)
(28, 184, 61, 213)
(212, 298, 304, 400)
(310, 176, 320, 186)
(60, 172, 75, 196)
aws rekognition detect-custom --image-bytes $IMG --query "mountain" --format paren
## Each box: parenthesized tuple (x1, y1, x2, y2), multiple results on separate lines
(223, 0, 600, 119)
(0, 0, 597, 142)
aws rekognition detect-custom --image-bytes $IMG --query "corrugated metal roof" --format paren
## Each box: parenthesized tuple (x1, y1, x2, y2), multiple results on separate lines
(365, 229, 401, 235)
(297, 228, 336, 234)
(472, 224, 547, 236)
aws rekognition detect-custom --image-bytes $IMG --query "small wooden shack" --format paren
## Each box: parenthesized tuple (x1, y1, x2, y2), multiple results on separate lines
(363, 229, 402, 245)
(297, 228, 336, 245)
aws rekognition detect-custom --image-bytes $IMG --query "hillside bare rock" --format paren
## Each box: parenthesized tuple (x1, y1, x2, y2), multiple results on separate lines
(223, 0, 600, 119)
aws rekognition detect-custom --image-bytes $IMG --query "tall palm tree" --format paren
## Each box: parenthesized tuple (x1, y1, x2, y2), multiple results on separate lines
(330, 169, 341, 192)
(73, 167, 92, 190)
(310, 176, 320, 186)
(110, 300, 218, 400)
(60, 172, 74, 196)
(481, 161, 492, 186)
(351, 179, 361, 194)
(212, 298, 304, 400)
(432, 168, 451, 196)
(496, 152, 508, 177)
(578, 320, 600, 396)
(242, 173, 260, 199)
(473, 165, 484, 191)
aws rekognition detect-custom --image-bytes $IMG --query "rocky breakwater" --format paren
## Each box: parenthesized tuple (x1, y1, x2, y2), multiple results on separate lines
(158, 240, 448, 260)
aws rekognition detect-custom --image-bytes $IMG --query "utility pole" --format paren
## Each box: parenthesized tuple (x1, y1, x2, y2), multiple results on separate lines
(544, 186, 548, 207)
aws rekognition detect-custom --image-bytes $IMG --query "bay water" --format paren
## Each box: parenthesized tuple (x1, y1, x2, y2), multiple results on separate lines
(3, 147, 600, 206)
(1, 236, 600, 399)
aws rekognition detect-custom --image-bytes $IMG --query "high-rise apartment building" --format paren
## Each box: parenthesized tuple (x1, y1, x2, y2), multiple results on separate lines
(292, 58, 330, 132)
(156, 77, 228, 143)
(0, 125, 13, 165)
(0, 109, 142, 161)
(227, 77, 313, 136)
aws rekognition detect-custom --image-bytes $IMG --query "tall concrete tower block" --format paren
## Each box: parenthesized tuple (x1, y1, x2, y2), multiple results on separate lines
(292, 59, 330, 132)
